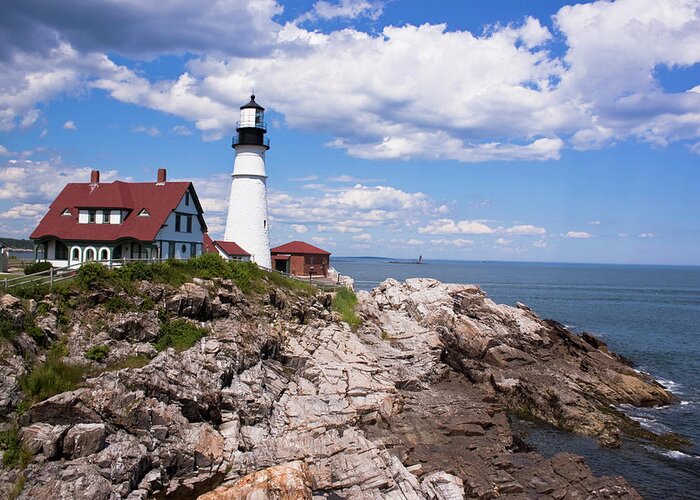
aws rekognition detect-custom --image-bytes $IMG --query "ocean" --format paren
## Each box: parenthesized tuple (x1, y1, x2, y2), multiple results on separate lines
(331, 258, 700, 499)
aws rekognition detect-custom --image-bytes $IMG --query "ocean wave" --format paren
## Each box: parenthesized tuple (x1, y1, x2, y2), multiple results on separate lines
(629, 415, 672, 434)
(644, 446, 700, 461)
(656, 378, 683, 393)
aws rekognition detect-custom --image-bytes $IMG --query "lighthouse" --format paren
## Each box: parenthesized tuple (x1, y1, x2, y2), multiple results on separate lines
(223, 94, 272, 268)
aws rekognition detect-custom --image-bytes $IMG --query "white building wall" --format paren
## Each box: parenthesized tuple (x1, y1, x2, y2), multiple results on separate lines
(224, 145, 271, 269)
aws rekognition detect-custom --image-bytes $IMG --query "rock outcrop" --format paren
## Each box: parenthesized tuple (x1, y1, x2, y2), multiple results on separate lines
(0, 277, 680, 499)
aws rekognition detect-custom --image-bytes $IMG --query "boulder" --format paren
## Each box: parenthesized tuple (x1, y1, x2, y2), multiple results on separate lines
(20, 423, 69, 459)
(197, 461, 312, 500)
(108, 311, 159, 342)
(63, 423, 107, 458)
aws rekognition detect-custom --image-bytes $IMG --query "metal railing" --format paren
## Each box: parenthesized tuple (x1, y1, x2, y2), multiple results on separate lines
(235, 121, 267, 131)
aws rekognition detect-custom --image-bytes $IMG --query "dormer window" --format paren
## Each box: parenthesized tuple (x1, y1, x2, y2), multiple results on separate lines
(61, 208, 72, 216)
(138, 209, 150, 217)
(185, 191, 190, 206)
(88, 209, 96, 223)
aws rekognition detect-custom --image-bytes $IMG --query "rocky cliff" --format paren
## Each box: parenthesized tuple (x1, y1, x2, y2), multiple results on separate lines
(0, 276, 684, 499)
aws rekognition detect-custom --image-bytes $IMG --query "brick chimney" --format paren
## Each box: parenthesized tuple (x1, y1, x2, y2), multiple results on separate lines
(157, 168, 167, 184)
(90, 170, 100, 184)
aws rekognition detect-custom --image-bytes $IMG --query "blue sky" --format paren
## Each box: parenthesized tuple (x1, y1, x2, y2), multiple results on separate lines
(1, 0, 699, 265)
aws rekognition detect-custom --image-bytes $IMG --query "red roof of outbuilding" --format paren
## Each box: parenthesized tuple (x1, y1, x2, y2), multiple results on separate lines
(270, 241, 331, 255)
(214, 240, 250, 257)
(203, 233, 216, 253)
(30, 180, 205, 242)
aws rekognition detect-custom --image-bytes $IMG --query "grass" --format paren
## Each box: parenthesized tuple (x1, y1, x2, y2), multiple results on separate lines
(154, 319, 209, 352)
(333, 288, 362, 328)
(0, 427, 31, 470)
(20, 344, 84, 401)
(84, 345, 110, 362)
(266, 271, 316, 294)
(106, 354, 151, 371)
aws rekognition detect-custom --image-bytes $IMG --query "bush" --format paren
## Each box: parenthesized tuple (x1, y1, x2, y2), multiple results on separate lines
(155, 320, 208, 352)
(229, 261, 265, 294)
(23, 261, 51, 276)
(85, 345, 109, 362)
(104, 294, 133, 312)
(20, 356, 84, 401)
(76, 262, 110, 288)
(190, 253, 233, 279)
(333, 288, 362, 329)
(0, 427, 30, 469)
(0, 314, 46, 346)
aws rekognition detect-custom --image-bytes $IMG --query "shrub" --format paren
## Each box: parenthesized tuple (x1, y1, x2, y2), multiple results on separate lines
(190, 253, 232, 279)
(229, 261, 265, 294)
(155, 320, 208, 352)
(0, 314, 46, 346)
(104, 294, 133, 312)
(20, 356, 84, 401)
(0, 427, 30, 469)
(85, 345, 109, 362)
(333, 288, 362, 328)
(23, 261, 51, 276)
(77, 262, 110, 288)
(11, 282, 51, 301)
(0, 316, 19, 340)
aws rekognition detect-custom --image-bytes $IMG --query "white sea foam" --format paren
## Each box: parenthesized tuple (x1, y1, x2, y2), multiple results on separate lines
(656, 378, 683, 393)
(629, 416, 672, 434)
(659, 450, 700, 461)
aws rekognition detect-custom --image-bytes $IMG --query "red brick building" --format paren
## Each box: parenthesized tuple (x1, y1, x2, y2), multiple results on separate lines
(270, 241, 331, 277)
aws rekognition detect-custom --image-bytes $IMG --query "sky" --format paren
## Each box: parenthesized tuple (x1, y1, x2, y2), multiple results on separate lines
(1, 0, 699, 265)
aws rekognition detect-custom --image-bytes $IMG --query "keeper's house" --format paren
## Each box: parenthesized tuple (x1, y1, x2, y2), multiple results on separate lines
(30, 169, 207, 267)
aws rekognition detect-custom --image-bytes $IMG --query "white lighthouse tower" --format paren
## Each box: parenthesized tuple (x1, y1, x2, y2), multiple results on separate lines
(223, 94, 272, 268)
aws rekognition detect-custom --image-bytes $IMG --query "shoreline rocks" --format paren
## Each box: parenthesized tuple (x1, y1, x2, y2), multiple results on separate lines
(0, 277, 685, 499)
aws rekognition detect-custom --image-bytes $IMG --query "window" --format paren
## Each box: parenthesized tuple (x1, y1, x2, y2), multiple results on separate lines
(190, 243, 197, 256)
(168, 242, 175, 259)
(88, 210, 96, 223)
(175, 214, 181, 232)
(181, 244, 187, 254)
(72, 248, 80, 261)
(85, 248, 95, 261)
(131, 243, 148, 259)
(103, 210, 111, 223)
(55, 241, 68, 260)
(100, 249, 109, 260)
(186, 215, 192, 233)
(61, 208, 71, 217)
(185, 191, 190, 206)
(138, 209, 149, 217)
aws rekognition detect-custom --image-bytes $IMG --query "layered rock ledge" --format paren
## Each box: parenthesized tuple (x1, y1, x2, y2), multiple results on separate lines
(0, 277, 681, 499)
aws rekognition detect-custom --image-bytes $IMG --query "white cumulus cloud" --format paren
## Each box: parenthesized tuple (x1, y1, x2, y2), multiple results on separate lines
(565, 231, 592, 239)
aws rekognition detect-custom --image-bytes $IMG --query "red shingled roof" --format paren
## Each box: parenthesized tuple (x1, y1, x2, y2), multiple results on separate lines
(270, 241, 331, 255)
(214, 240, 250, 257)
(30, 180, 205, 242)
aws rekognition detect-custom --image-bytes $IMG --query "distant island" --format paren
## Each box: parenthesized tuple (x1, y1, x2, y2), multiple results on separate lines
(0, 237, 33, 250)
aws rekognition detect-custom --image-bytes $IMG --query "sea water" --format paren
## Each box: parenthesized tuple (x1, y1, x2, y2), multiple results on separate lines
(331, 258, 700, 499)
